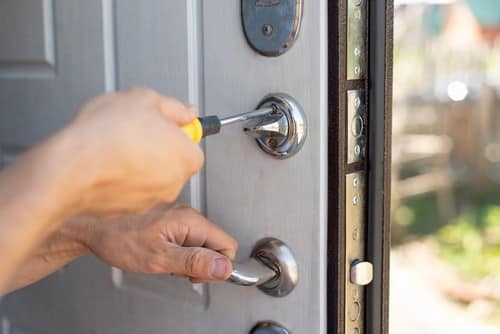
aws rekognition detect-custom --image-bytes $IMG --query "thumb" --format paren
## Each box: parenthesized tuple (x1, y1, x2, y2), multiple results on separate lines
(167, 246, 233, 281)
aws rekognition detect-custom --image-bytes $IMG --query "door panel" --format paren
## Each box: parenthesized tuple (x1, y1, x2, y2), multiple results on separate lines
(202, 0, 327, 331)
(0, 1, 108, 147)
(0, 0, 55, 70)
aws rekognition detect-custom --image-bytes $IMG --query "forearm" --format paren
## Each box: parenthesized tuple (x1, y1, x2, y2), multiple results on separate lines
(0, 130, 87, 294)
(3, 217, 93, 294)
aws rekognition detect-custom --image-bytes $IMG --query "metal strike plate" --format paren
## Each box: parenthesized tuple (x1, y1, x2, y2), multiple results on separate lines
(241, 0, 303, 57)
(345, 172, 369, 334)
(347, 89, 366, 163)
(347, 0, 367, 80)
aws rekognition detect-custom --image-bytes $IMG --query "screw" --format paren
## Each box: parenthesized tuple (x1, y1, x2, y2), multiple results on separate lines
(353, 177, 359, 188)
(352, 228, 360, 241)
(354, 144, 361, 157)
(354, 65, 361, 76)
(268, 138, 278, 148)
(353, 194, 359, 206)
(262, 24, 273, 36)
(354, 96, 361, 108)
(354, 47, 361, 57)
(351, 328, 360, 334)
(354, 0, 363, 6)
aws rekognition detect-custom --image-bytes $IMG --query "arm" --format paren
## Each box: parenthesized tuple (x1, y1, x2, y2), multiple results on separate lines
(4, 217, 92, 294)
(0, 132, 86, 294)
(4, 203, 237, 295)
(0, 87, 204, 293)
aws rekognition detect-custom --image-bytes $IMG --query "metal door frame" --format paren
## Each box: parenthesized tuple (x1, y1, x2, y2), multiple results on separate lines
(327, 0, 393, 333)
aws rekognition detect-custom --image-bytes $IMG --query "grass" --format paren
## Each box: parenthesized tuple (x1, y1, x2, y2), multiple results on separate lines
(393, 186, 500, 280)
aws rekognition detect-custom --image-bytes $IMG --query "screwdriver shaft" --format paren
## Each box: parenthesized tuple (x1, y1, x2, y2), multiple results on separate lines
(219, 107, 274, 127)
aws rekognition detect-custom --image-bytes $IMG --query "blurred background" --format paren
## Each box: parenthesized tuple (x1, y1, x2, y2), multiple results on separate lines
(390, 0, 500, 333)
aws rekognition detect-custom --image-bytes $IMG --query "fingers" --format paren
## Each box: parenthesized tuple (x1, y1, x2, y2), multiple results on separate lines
(166, 246, 233, 281)
(162, 206, 238, 260)
(126, 86, 198, 126)
(157, 95, 198, 126)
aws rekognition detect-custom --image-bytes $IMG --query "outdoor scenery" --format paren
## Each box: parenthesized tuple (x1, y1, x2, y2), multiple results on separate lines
(391, 0, 500, 333)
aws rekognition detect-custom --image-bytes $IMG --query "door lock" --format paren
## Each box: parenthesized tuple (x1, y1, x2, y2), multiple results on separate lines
(181, 93, 307, 159)
(250, 321, 290, 334)
(241, 0, 303, 56)
(227, 238, 298, 298)
(244, 93, 307, 159)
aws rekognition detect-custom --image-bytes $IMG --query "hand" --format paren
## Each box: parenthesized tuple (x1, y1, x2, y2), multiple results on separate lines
(62, 87, 204, 216)
(80, 203, 238, 282)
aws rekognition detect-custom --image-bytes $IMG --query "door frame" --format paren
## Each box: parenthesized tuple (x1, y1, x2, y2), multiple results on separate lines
(327, 0, 393, 333)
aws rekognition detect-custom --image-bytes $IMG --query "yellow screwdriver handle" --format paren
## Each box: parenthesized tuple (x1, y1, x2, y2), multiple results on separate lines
(181, 118, 203, 143)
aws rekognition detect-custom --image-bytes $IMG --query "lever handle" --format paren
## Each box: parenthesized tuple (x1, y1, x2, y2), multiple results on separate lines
(228, 258, 277, 287)
(225, 238, 298, 298)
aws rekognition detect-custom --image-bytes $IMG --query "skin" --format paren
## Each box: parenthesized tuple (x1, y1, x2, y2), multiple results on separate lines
(0, 87, 237, 296)
(5, 203, 238, 295)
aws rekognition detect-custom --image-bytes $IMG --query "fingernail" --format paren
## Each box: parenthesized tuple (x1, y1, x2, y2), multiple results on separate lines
(210, 258, 230, 279)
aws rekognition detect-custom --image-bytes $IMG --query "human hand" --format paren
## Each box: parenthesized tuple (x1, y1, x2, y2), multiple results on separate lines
(61, 87, 204, 216)
(79, 203, 238, 282)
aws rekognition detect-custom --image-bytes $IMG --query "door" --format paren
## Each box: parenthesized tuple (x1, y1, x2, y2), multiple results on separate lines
(0, 1, 392, 333)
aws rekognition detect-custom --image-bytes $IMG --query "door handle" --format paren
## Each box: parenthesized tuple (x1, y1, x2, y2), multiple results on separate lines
(226, 238, 298, 298)
(228, 258, 277, 287)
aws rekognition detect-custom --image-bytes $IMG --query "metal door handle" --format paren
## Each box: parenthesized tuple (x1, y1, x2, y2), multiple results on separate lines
(228, 258, 277, 286)
(226, 238, 298, 298)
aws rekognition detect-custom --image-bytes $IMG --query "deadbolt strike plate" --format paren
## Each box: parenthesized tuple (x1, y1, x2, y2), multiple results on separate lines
(345, 172, 366, 334)
(347, 89, 366, 164)
(347, 0, 367, 80)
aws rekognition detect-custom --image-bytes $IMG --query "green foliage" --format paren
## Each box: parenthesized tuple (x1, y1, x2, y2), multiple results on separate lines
(396, 188, 500, 281)
(437, 205, 500, 281)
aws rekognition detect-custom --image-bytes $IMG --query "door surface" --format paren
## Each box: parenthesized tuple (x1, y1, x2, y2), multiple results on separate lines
(0, 1, 392, 333)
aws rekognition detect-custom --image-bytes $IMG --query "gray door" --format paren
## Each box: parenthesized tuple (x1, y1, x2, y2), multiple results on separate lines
(0, 1, 330, 333)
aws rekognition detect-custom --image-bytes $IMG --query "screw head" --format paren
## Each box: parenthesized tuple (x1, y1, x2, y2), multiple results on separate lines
(262, 24, 273, 36)
(353, 177, 359, 187)
(354, 47, 361, 57)
(354, 65, 361, 76)
(268, 138, 278, 148)
(352, 228, 360, 241)
(354, 144, 361, 157)
(353, 194, 359, 206)
(354, 96, 361, 108)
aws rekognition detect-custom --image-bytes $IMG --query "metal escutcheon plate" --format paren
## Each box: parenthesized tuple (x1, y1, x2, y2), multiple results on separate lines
(250, 321, 291, 334)
(246, 93, 307, 159)
(241, 0, 303, 57)
(252, 238, 298, 297)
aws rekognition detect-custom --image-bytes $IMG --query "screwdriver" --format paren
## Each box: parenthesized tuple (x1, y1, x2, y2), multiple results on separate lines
(181, 107, 275, 143)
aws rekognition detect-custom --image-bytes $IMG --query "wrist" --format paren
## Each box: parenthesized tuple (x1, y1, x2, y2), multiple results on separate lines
(57, 216, 97, 256)
(40, 125, 96, 217)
